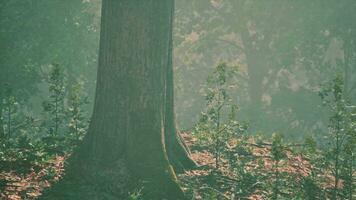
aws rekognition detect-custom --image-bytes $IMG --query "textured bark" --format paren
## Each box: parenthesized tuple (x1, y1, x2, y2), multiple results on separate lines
(48, 0, 193, 199)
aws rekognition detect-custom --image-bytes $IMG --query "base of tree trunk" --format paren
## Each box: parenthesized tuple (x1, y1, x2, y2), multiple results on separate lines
(167, 131, 198, 173)
(39, 158, 131, 200)
(40, 153, 188, 200)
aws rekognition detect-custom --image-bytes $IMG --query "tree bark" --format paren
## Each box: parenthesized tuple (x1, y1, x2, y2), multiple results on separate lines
(44, 0, 194, 199)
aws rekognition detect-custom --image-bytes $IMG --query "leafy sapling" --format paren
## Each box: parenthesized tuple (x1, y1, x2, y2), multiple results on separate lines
(271, 133, 286, 200)
(301, 135, 325, 199)
(66, 78, 89, 145)
(42, 63, 66, 136)
(3, 86, 18, 138)
(40, 63, 67, 155)
(194, 62, 245, 169)
(319, 75, 355, 199)
(340, 105, 355, 199)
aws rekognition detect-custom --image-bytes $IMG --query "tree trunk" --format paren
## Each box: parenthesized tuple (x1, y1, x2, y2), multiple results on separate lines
(240, 29, 269, 107)
(163, 1, 197, 173)
(44, 0, 194, 199)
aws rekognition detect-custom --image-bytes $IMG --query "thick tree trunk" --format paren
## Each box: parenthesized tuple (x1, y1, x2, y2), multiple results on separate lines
(44, 0, 194, 199)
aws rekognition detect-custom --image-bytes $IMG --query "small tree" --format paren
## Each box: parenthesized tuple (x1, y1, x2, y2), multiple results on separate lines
(194, 62, 245, 169)
(319, 75, 355, 199)
(2, 86, 18, 138)
(301, 135, 326, 199)
(66, 78, 89, 145)
(270, 133, 286, 200)
(340, 105, 355, 199)
(40, 63, 67, 156)
(1, 86, 39, 140)
(42, 63, 66, 136)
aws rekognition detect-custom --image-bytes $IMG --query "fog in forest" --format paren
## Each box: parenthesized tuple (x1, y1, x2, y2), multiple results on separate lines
(2, 0, 355, 140)
(1, 0, 355, 199)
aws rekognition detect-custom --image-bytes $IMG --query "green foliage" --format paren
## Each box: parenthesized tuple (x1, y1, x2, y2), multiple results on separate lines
(270, 133, 286, 200)
(232, 157, 261, 198)
(128, 188, 143, 200)
(301, 135, 328, 199)
(0, 135, 44, 174)
(271, 133, 286, 163)
(319, 75, 355, 199)
(194, 63, 247, 169)
(300, 176, 324, 200)
(0, 63, 90, 178)
(66, 78, 89, 145)
(37, 64, 90, 155)
(42, 63, 66, 136)
(2, 85, 19, 138)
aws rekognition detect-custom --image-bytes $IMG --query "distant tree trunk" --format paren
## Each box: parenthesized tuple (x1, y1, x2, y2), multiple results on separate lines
(46, 0, 195, 199)
(240, 30, 268, 125)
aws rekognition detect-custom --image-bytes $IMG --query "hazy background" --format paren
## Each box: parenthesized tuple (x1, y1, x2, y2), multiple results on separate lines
(1, 0, 355, 141)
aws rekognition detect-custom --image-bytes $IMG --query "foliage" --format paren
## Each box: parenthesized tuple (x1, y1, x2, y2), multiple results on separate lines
(128, 188, 143, 200)
(319, 75, 356, 199)
(0, 63, 90, 180)
(1, 0, 356, 199)
(193, 63, 248, 169)
(301, 135, 326, 199)
(41, 63, 66, 136)
(66, 78, 89, 145)
(186, 73, 355, 199)
(270, 133, 286, 200)
(2, 86, 19, 138)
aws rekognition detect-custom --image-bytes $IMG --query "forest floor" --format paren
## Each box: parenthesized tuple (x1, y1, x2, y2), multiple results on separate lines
(0, 133, 336, 200)
(0, 156, 65, 200)
(179, 133, 337, 200)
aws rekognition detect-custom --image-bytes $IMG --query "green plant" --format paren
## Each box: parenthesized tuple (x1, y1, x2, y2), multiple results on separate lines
(66, 78, 89, 145)
(270, 133, 286, 200)
(128, 188, 143, 200)
(39, 63, 69, 156)
(1, 85, 21, 139)
(42, 63, 66, 136)
(319, 75, 355, 199)
(194, 62, 246, 169)
(340, 106, 355, 200)
(301, 135, 326, 199)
